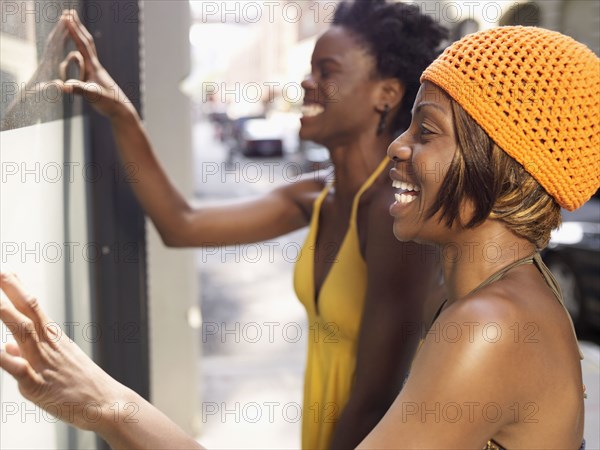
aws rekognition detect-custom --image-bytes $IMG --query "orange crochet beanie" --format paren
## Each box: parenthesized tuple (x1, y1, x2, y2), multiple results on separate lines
(421, 26, 600, 211)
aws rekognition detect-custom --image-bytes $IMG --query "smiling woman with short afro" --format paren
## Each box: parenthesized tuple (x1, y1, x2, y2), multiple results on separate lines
(333, 0, 448, 133)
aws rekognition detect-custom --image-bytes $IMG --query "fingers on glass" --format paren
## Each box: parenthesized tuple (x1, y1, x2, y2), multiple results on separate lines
(5, 341, 21, 357)
(0, 273, 50, 323)
(0, 273, 52, 346)
(76, 16, 96, 53)
(63, 9, 97, 61)
(0, 293, 36, 347)
(0, 349, 42, 393)
(0, 349, 26, 377)
(59, 51, 85, 81)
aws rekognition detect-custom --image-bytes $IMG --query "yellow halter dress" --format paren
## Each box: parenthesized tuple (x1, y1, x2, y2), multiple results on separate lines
(293, 158, 389, 449)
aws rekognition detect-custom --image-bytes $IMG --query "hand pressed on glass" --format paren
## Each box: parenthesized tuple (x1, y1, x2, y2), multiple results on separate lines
(0, 272, 122, 433)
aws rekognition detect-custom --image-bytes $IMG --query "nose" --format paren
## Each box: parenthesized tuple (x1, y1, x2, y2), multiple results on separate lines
(387, 133, 412, 162)
(301, 73, 317, 91)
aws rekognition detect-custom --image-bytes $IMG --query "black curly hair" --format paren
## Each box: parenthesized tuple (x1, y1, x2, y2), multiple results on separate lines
(333, 0, 448, 133)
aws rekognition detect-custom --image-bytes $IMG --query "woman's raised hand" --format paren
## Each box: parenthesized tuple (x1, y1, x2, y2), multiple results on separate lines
(0, 273, 205, 449)
(60, 9, 138, 120)
(0, 272, 124, 433)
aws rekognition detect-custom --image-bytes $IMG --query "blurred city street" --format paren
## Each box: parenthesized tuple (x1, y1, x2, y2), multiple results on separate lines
(191, 120, 600, 449)
(192, 119, 308, 449)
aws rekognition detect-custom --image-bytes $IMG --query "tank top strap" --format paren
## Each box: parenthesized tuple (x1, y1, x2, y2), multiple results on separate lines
(468, 253, 537, 297)
(531, 253, 585, 360)
(531, 252, 562, 304)
(350, 157, 390, 224)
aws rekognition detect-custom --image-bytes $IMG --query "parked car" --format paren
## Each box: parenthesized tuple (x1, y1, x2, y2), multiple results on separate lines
(543, 192, 600, 331)
(298, 139, 331, 172)
(239, 118, 284, 157)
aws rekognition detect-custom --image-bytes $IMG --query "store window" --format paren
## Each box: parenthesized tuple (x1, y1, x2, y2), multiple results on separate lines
(1, 2, 147, 449)
(1, 2, 95, 447)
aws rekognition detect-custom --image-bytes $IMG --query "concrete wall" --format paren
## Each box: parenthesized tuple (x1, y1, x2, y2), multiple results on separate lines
(140, 1, 202, 437)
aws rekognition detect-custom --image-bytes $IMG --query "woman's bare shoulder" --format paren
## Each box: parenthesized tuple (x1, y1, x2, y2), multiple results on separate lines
(426, 268, 580, 385)
(277, 168, 331, 218)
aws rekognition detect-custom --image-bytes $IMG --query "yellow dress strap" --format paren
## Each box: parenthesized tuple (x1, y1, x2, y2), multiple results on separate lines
(349, 157, 390, 224)
(314, 182, 331, 212)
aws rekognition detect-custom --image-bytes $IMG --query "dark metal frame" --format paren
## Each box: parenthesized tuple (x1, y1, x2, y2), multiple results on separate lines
(81, 2, 149, 447)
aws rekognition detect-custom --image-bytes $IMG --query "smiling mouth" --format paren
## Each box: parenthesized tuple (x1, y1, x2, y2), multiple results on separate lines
(301, 103, 324, 118)
(392, 180, 420, 204)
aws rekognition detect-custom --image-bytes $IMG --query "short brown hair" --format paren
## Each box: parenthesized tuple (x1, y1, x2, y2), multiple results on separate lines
(428, 99, 562, 249)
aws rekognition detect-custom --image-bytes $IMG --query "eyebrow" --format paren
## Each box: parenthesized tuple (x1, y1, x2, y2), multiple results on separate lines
(412, 102, 447, 115)
(312, 57, 342, 67)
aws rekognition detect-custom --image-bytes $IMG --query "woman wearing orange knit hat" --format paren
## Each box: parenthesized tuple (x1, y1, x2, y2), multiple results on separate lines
(366, 25, 598, 449)
(1, 26, 598, 449)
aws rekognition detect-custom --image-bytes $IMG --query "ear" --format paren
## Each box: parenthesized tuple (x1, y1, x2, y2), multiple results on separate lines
(374, 78, 405, 113)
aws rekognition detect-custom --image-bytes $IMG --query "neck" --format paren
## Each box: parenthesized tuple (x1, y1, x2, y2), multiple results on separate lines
(327, 131, 392, 201)
(440, 221, 537, 302)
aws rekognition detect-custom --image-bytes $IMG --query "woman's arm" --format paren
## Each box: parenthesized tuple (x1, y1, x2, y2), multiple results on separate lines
(59, 10, 314, 247)
(0, 272, 204, 449)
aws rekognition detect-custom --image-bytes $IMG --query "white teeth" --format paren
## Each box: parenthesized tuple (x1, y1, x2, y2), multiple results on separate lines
(301, 104, 324, 117)
(391, 180, 421, 192)
(394, 193, 417, 204)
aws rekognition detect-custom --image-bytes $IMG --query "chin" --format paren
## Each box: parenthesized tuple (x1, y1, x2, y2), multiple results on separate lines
(393, 222, 435, 245)
(392, 224, 416, 243)
(299, 128, 310, 141)
(299, 128, 320, 144)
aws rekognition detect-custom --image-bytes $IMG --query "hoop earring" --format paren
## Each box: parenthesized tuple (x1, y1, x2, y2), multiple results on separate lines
(377, 104, 389, 135)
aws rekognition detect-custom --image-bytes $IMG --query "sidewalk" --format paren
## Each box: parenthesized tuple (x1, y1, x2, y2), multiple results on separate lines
(193, 120, 306, 448)
(195, 217, 307, 450)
